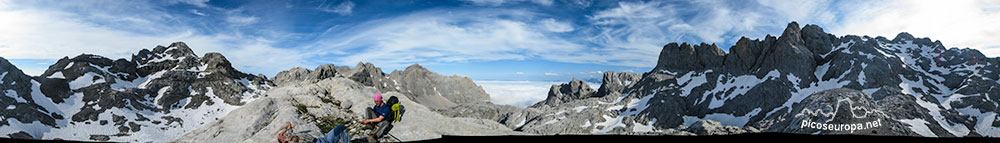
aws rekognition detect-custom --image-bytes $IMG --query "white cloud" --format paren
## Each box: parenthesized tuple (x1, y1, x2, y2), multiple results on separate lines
(0, 8, 172, 60)
(313, 1, 782, 70)
(567, 0, 592, 8)
(226, 15, 259, 25)
(516, 72, 525, 74)
(584, 1, 770, 67)
(756, 0, 837, 25)
(312, 9, 589, 69)
(320, 0, 354, 15)
(462, 0, 554, 6)
(577, 71, 602, 75)
(539, 18, 574, 32)
(169, 0, 210, 7)
(476, 80, 562, 107)
(476, 80, 602, 107)
(544, 72, 559, 76)
(190, 9, 207, 16)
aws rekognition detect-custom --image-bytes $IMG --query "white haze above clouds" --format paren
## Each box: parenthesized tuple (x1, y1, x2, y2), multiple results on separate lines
(476, 80, 600, 107)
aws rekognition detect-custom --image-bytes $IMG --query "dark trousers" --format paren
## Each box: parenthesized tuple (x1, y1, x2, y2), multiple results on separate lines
(365, 107, 391, 137)
(316, 124, 349, 143)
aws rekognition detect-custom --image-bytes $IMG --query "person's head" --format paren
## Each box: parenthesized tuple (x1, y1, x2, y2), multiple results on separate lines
(374, 92, 383, 105)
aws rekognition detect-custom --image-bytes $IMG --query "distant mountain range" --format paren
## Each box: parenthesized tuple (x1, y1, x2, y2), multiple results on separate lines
(440, 22, 1000, 137)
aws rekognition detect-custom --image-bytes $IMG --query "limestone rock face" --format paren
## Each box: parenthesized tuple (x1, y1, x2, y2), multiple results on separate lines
(387, 64, 491, 109)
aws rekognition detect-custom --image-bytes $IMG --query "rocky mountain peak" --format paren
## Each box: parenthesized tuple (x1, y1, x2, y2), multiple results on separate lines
(532, 78, 596, 107)
(778, 21, 803, 43)
(404, 64, 430, 73)
(309, 64, 341, 81)
(272, 64, 348, 86)
(654, 42, 725, 73)
(161, 42, 198, 58)
(348, 62, 391, 92)
(273, 67, 312, 86)
(200, 53, 235, 75)
(893, 32, 916, 42)
(387, 63, 491, 109)
(800, 24, 837, 55)
(595, 71, 642, 98)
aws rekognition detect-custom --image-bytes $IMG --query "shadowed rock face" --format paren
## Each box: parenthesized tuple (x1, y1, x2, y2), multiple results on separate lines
(654, 43, 726, 73)
(595, 71, 642, 98)
(0, 42, 272, 142)
(348, 62, 393, 92)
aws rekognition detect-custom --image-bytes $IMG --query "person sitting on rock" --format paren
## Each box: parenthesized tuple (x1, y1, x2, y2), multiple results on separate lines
(361, 92, 391, 140)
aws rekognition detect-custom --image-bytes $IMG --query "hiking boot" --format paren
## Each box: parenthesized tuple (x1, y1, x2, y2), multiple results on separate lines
(367, 134, 377, 143)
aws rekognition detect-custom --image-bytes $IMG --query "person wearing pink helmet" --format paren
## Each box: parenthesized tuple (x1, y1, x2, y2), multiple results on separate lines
(361, 92, 390, 141)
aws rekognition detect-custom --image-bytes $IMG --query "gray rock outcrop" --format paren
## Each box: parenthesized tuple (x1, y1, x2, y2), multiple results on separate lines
(531, 78, 596, 107)
(685, 120, 757, 135)
(757, 88, 916, 136)
(175, 77, 522, 142)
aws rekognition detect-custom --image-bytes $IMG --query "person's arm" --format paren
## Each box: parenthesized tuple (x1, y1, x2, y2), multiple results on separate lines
(363, 115, 385, 123)
(370, 116, 385, 123)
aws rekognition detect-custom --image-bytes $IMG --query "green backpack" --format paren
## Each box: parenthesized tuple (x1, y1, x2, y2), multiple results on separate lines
(386, 96, 405, 122)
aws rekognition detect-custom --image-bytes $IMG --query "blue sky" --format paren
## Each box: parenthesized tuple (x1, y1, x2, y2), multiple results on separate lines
(3, 0, 1000, 83)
